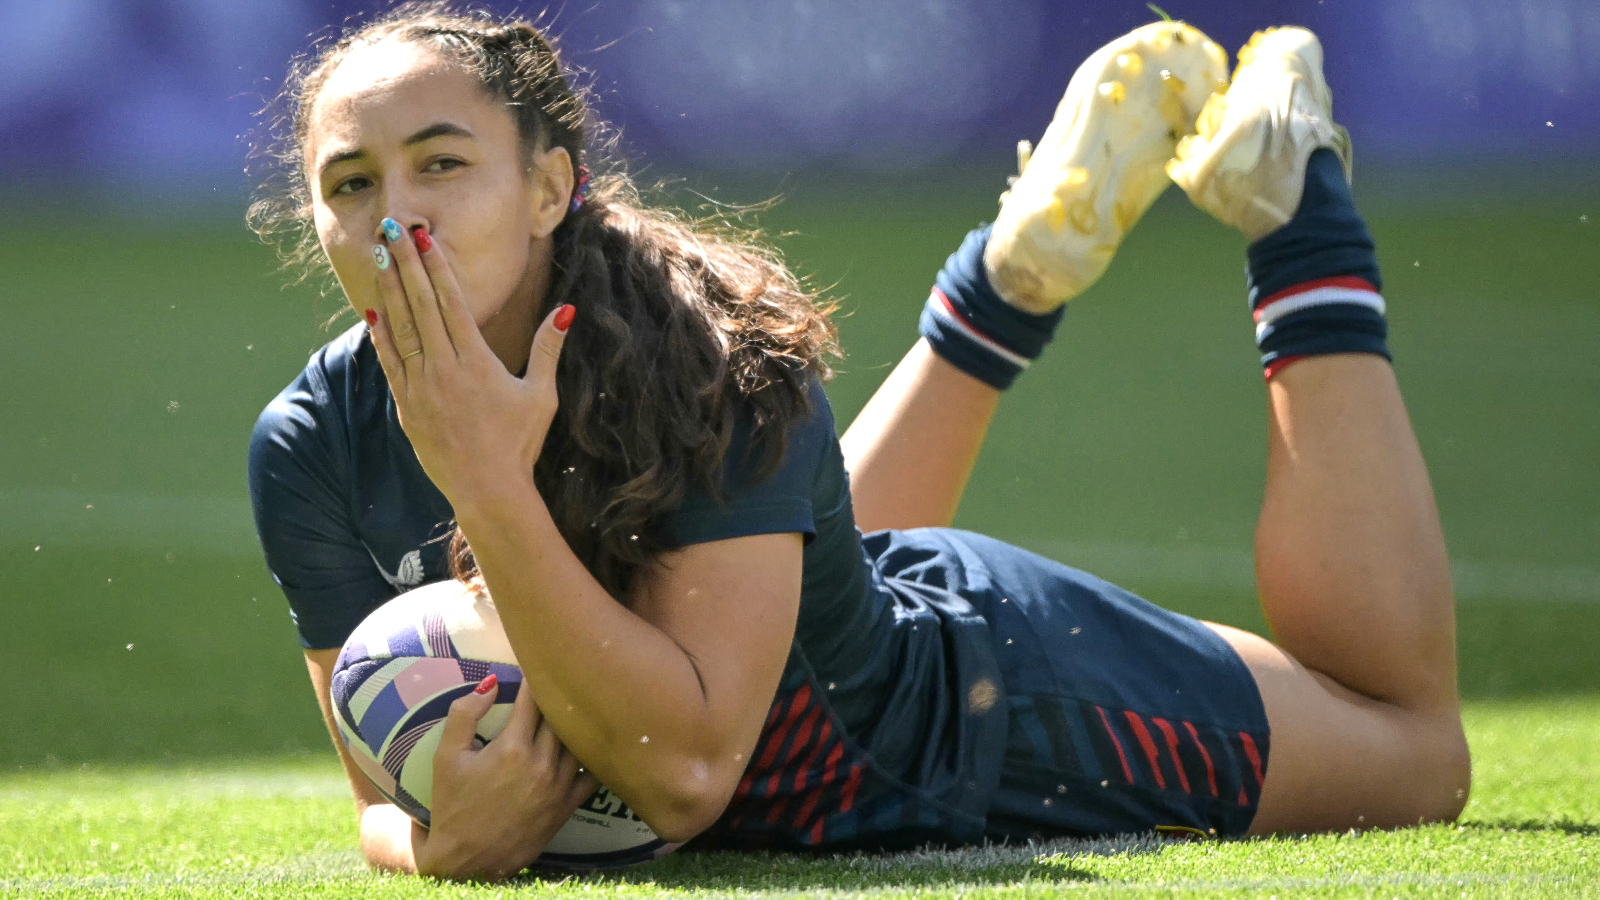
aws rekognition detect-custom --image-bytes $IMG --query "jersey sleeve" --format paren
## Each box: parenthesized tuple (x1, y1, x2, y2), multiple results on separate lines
(658, 378, 834, 549)
(248, 365, 394, 650)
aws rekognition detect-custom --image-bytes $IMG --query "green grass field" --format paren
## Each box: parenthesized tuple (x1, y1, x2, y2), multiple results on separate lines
(2, 170, 1597, 897)
(4, 701, 1597, 897)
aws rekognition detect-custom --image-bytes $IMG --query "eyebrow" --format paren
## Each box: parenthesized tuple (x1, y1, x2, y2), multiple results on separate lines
(318, 122, 477, 175)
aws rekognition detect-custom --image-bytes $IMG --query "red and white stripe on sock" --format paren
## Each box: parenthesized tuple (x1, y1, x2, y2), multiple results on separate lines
(926, 286, 1034, 373)
(1253, 276, 1386, 380)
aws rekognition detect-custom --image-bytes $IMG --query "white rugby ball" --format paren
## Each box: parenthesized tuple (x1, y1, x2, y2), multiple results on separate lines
(329, 580, 680, 870)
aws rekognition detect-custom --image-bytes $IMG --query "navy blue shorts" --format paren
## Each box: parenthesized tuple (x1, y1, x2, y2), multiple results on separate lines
(916, 530, 1271, 839)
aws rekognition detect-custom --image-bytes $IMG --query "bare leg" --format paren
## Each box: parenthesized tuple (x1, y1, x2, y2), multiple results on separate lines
(840, 338, 1000, 532)
(840, 22, 1228, 532)
(1205, 354, 1470, 833)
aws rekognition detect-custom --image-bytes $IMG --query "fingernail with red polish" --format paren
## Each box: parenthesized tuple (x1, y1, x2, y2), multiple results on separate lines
(473, 673, 497, 695)
(411, 226, 433, 253)
(553, 304, 575, 333)
(364, 309, 377, 327)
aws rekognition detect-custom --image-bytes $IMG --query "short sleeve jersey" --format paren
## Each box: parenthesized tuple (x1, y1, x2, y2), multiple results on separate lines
(249, 325, 1008, 850)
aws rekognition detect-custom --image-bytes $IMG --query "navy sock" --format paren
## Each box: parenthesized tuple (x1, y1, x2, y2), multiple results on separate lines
(1246, 148, 1390, 378)
(918, 225, 1066, 390)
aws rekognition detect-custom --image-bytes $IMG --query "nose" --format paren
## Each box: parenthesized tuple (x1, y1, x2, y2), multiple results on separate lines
(373, 213, 433, 244)
(372, 183, 432, 243)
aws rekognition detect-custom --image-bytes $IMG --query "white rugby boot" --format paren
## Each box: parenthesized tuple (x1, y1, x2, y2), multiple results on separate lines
(1166, 26, 1352, 241)
(984, 20, 1230, 313)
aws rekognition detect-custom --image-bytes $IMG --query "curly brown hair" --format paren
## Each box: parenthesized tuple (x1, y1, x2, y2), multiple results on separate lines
(249, 1, 839, 599)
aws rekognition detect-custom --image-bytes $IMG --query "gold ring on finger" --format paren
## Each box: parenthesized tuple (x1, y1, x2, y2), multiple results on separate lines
(401, 348, 423, 361)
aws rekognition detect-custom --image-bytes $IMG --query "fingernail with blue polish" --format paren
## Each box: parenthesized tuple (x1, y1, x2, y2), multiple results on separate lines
(381, 218, 403, 242)
(371, 244, 391, 270)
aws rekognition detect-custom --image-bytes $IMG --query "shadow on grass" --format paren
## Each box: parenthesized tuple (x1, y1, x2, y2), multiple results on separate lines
(522, 836, 1168, 891)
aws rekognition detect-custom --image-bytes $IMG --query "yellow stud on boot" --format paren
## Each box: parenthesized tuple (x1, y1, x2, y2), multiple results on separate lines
(985, 20, 1230, 313)
(1165, 27, 1353, 242)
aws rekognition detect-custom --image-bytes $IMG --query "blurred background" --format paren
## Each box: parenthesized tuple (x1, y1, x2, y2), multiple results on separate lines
(2, 0, 1596, 769)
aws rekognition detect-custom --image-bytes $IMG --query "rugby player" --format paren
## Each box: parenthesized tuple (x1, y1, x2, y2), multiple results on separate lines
(248, 5, 1469, 879)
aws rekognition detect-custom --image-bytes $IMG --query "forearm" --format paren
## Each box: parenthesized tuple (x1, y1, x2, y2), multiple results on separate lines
(304, 650, 430, 875)
(454, 479, 741, 834)
(359, 803, 427, 874)
(362, 800, 567, 881)
(840, 339, 1001, 531)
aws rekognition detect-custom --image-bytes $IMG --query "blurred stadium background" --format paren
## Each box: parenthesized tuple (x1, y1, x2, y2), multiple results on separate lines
(2, 0, 1596, 768)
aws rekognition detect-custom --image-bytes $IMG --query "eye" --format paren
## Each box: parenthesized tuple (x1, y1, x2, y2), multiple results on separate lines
(424, 157, 466, 173)
(331, 175, 371, 196)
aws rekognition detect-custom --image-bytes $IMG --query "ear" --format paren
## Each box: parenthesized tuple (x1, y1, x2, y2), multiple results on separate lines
(528, 145, 575, 239)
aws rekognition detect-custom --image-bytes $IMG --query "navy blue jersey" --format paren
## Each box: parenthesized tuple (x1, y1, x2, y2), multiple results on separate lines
(249, 324, 1009, 849)
(248, 325, 456, 648)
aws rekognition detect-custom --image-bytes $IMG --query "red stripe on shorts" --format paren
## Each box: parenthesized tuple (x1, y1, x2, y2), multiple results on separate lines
(1239, 731, 1266, 789)
(1151, 717, 1192, 794)
(1095, 705, 1136, 785)
(1123, 711, 1167, 790)
(1182, 721, 1219, 797)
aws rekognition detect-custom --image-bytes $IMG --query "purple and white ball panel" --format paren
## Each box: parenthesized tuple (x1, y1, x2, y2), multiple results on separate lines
(340, 580, 519, 667)
(335, 655, 522, 821)
(329, 580, 679, 869)
(331, 582, 524, 823)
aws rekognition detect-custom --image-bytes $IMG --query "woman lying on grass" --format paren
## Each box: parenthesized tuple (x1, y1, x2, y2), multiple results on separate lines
(247, 1, 1470, 879)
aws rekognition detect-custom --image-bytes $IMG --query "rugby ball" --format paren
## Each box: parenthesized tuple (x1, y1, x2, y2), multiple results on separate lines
(329, 580, 680, 870)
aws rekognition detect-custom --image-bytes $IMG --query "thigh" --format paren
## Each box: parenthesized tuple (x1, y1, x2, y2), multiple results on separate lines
(1204, 622, 1471, 835)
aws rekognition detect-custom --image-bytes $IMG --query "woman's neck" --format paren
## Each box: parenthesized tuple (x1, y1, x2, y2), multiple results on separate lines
(482, 250, 550, 377)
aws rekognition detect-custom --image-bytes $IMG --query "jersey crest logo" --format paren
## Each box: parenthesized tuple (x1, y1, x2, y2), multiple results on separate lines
(370, 548, 425, 589)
